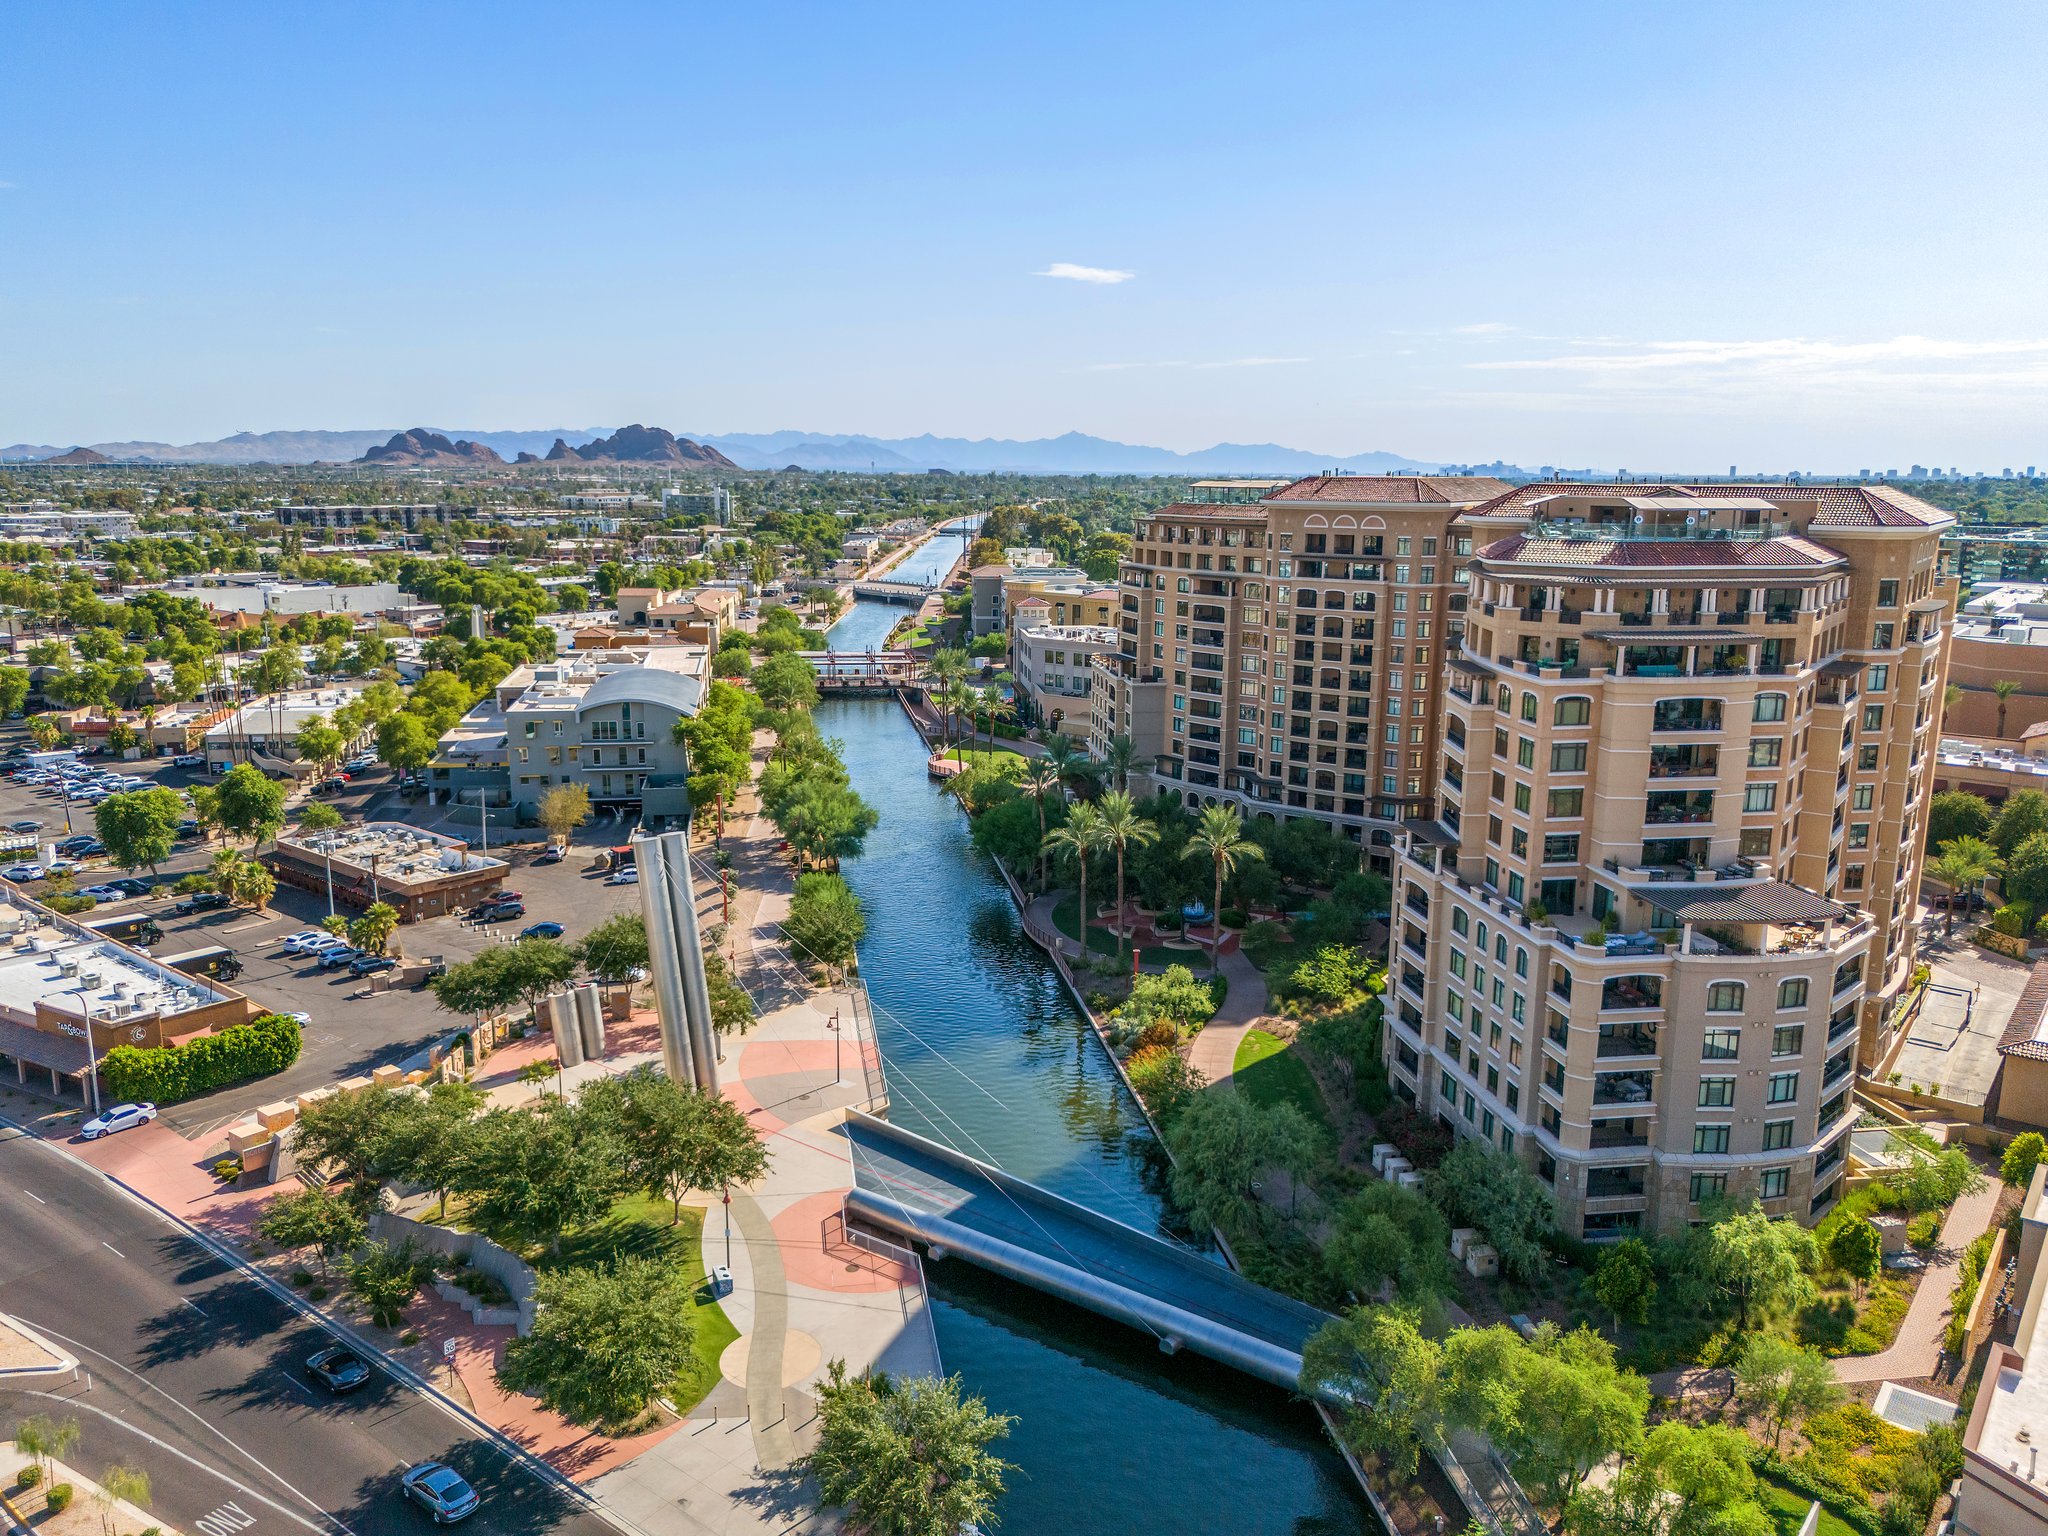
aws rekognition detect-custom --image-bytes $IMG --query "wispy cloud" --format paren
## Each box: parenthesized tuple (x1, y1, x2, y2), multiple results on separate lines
(1037, 262, 1135, 285)
(1082, 356, 1311, 373)
(1453, 322, 1515, 335)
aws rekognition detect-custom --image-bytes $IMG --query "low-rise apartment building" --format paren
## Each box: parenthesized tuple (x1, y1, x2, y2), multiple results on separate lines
(1012, 621, 1119, 740)
(430, 645, 708, 820)
(1382, 481, 1954, 1237)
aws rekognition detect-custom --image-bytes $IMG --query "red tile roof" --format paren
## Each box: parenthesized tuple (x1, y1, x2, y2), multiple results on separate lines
(1463, 481, 1951, 529)
(1264, 475, 1514, 505)
(1475, 534, 1845, 570)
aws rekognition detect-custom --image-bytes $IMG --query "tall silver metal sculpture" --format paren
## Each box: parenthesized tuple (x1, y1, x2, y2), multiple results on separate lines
(636, 829, 719, 1092)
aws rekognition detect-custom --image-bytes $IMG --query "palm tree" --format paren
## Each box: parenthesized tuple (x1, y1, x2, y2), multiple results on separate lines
(1095, 791, 1159, 967)
(1045, 802, 1107, 961)
(937, 679, 976, 751)
(977, 684, 1014, 757)
(1943, 682, 1963, 723)
(1996, 680, 2024, 739)
(1042, 732, 1099, 799)
(1020, 758, 1062, 886)
(1930, 837, 2001, 935)
(1183, 804, 1265, 973)
(1104, 733, 1137, 793)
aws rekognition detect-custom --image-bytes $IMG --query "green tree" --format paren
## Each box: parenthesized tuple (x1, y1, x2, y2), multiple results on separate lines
(454, 1101, 628, 1254)
(1093, 790, 1157, 965)
(13, 1413, 80, 1484)
(2004, 1131, 2047, 1188)
(574, 912, 650, 982)
(774, 778, 879, 867)
(499, 1257, 700, 1430)
(93, 785, 183, 879)
(346, 1237, 436, 1327)
(289, 1083, 414, 1210)
(96, 1463, 150, 1536)
(1693, 1204, 1819, 1334)
(1827, 1215, 1883, 1295)
(537, 783, 591, 848)
(0, 666, 29, 716)
(1448, 1324, 1648, 1506)
(803, 1363, 1015, 1536)
(1927, 790, 1994, 852)
(1591, 1237, 1658, 1329)
(347, 901, 400, 957)
(703, 951, 755, 1037)
(1731, 1334, 1840, 1452)
(257, 1186, 366, 1278)
(2004, 830, 2048, 909)
(752, 652, 821, 713)
(375, 712, 439, 776)
(294, 715, 347, 779)
(1018, 757, 1062, 885)
(1120, 965, 1217, 1036)
(297, 799, 345, 834)
(1165, 1089, 1322, 1235)
(1300, 1307, 1444, 1480)
(1323, 1180, 1455, 1305)
(1182, 803, 1264, 973)
(214, 762, 287, 846)
(431, 938, 579, 1020)
(1993, 788, 2048, 860)
(584, 1066, 771, 1223)
(1044, 800, 1106, 959)
(1994, 678, 2025, 738)
(784, 871, 866, 978)
(1424, 1138, 1556, 1283)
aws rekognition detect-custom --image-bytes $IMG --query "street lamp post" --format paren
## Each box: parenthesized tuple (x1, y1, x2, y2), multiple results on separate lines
(721, 1183, 732, 1268)
(828, 1010, 841, 1086)
(73, 983, 101, 1117)
(323, 840, 335, 917)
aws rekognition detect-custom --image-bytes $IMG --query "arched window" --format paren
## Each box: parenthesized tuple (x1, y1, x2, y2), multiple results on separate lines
(1778, 977, 1809, 1009)
(1554, 695, 1591, 727)
(1707, 981, 1746, 1013)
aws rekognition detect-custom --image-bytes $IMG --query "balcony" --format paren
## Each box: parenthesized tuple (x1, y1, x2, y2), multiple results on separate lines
(1593, 1070, 1656, 1106)
(1651, 701, 1725, 733)
(1590, 1117, 1651, 1149)
(1644, 790, 1715, 826)
(1648, 745, 1719, 780)
(1601, 976, 1663, 1011)
(1596, 1024, 1660, 1060)
(1585, 1166, 1649, 1199)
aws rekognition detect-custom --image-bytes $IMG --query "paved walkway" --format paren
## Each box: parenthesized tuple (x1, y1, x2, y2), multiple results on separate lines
(1834, 1177, 2004, 1384)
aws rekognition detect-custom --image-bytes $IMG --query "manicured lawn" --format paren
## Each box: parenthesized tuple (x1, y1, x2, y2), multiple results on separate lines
(1758, 1475, 1862, 1536)
(939, 745, 1027, 771)
(454, 1192, 739, 1412)
(1051, 891, 1197, 968)
(1233, 1028, 1332, 1134)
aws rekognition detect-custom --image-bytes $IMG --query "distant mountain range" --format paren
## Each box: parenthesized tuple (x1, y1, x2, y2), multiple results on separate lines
(0, 425, 1448, 476)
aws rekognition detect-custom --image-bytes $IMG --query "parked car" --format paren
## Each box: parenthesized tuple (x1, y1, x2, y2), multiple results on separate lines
(400, 1463, 479, 1525)
(606, 866, 639, 886)
(172, 891, 231, 916)
(172, 753, 206, 768)
(313, 777, 349, 795)
(317, 946, 363, 970)
(102, 877, 150, 898)
(55, 835, 103, 857)
(2, 863, 45, 882)
(306, 1345, 372, 1393)
(79, 884, 132, 902)
(472, 900, 525, 922)
(519, 921, 564, 940)
(176, 819, 202, 838)
(344, 755, 377, 773)
(81, 1102, 157, 1140)
(280, 930, 335, 955)
(534, 844, 567, 864)
(8, 818, 39, 833)
(349, 953, 399, 978)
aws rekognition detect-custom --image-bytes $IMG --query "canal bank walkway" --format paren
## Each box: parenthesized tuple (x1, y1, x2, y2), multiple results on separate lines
(587, 729, 942, 1536)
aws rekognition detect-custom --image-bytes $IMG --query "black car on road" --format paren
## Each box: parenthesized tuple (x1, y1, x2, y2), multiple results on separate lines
(171, 891, 231, 916)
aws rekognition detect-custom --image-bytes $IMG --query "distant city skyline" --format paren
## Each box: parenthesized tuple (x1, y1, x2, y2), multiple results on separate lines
(3, 1, 2044, 468)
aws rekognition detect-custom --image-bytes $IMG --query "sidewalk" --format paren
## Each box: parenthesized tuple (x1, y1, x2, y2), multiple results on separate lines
(2, 1442, 171, 1536)
(1834, 1177, 2004, 1384)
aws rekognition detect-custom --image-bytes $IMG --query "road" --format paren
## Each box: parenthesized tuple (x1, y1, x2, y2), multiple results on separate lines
(0, 1125, 617, 1536)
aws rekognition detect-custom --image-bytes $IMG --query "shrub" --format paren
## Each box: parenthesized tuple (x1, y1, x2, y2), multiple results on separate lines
(211, 1156, 243, 1184)
(1220, 907, 1247, 928)
(1907, 1211, 1942, 1250)
(16, 1464, 41, 1488)
(45, 1484, 73, 1513)
(2003, 1131, 2047, 1188)
(291, 1269, 314, 1287)
(101, 1012, 302, 1105)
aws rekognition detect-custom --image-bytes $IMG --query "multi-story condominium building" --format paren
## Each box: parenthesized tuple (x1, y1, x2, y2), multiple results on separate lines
(431, 645, 708, 821)
(1089, 475, 1512, 874)
(1382, 482, 1954, 1237)
(1011, 618, 1120, 740)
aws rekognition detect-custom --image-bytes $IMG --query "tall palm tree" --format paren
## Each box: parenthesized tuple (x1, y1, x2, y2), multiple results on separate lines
(1095, 790, 1159, 967)
(1042, 732, 1099, 799)
(1930, 836, 2001, 935)
(1183, 804, 1266, 973)
(1995, 680, 2024, 740)
(1105, 733, 1137, 793)
(1943, 682, 1963, 723)
(977, 683, 1013, 757)
(937, 679, 976, 751)
(1020, 758, 1063, 887)
(1045, 802, 1107, 961)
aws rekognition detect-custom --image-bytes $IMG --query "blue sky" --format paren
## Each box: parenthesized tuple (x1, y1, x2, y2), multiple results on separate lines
(4, 0, 2044, 470)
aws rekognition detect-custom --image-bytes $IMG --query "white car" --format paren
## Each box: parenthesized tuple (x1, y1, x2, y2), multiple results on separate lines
(172, 754, 206, 768)
(2, 863, 45, 882)
(81, 1102, 157, 1140)
(294, 934, 352, 957)
(279, 930, 333, 954)
(606, 866, 639, 886)
(78, 884, 130, 902)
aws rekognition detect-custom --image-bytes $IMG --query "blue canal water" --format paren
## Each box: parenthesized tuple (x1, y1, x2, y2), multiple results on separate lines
(818, 564, 1371, 1533)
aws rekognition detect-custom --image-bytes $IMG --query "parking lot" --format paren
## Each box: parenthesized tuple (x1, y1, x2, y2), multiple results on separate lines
(0, 729, 651, 1132)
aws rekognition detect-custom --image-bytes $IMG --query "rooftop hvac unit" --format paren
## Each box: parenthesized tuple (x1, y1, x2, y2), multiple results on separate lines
(59, 959, 77, 976)
(79, 971, 101, 987)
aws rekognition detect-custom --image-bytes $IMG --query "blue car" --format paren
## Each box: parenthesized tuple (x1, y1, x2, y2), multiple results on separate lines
(519, 921, 564, 940)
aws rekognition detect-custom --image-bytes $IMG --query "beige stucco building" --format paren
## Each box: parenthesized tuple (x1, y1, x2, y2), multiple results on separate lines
(1384, 481, 1954, 1236)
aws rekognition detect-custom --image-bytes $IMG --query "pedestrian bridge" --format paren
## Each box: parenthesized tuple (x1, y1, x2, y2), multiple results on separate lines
(849, 578, 937, 603)
(838, 1110, 1327, 1390)
(797, 651, 929, 693)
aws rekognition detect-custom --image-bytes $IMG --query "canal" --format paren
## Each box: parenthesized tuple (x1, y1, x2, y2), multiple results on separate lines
(820, 545, 1370, 1533)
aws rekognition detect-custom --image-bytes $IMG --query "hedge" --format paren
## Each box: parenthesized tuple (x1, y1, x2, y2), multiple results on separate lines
(101, 1012, 302, 1104)
(1751, 1451, 1881, 1536)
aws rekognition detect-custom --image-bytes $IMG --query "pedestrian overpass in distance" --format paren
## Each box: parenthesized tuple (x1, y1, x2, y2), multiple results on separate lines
(799, 650, 930, 694)
(838, 1110, 1325, 1389)
(848, 578, 937, 603)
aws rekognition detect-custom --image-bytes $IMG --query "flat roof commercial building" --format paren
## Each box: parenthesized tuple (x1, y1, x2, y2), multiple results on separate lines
(267, 822, 508, 921)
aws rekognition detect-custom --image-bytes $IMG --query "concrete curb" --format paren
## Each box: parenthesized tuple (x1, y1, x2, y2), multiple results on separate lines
(0, 1114, 656, 1536)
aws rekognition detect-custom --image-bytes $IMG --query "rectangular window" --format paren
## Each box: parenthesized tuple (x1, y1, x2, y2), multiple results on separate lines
(1853, 785, 1874, 811)
(1691, 1172, 1729, 1202)
(1693, 1124, 1731, 1154)
(1552, 742, 1588, 773)
(1749, 738, 1782, 768)
(1744, 784, 1777, 813)
(1877, 580, 1898, 607)
(1772, 1024, 1805, 1056)
(1778, 978, 1809, 1010)
(1762, 1119, 1794, 1151)
(1760, 1168, 1790, 1199)
(1554, 697, 1591, 726)
(1768, 1072, 1799, 1104)
(1514, 782, 1532, 813)
(1548, 788, 1584, 817)
(1754, 694, 1787, 722)
(1707, 981, 1745, 1012)
(1862, 704, 1885, 732)
(1867, 664, 1890, 692)
(1702, 1029, 1740, 1061)
(1543, 833, 1580, 863)
(1699, 1077, 1736, 1108)
(1517, 738, 1536, 768)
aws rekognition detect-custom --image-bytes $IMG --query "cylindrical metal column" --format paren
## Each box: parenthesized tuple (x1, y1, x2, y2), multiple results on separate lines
(574, 982, 604, 1061)
(547, 990, 583, 1069)
(636, 833, 696, 1087)
(655, 829, 720, 1094)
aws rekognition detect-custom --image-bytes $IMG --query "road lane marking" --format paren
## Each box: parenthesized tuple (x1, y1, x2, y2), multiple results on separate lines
(183, 1298, 208, 1317)
(102, 1241, 124, 1257)
(23, 1189, 43, 1203)
(4, 1388, 344, 1536)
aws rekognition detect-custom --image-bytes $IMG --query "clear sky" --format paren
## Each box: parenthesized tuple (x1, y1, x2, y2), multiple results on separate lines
(5, 0, 2044, 471)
